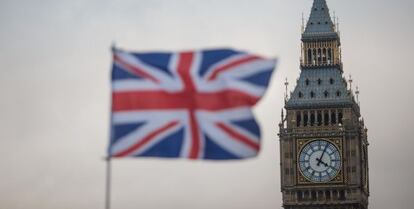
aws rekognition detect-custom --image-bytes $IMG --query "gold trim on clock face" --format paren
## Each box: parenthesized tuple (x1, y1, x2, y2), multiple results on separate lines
(297, 138, 343, 184)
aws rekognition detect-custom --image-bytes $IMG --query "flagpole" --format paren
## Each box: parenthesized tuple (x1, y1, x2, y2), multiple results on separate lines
(105, 157, 112, 209)
(106, 42, 116, 209)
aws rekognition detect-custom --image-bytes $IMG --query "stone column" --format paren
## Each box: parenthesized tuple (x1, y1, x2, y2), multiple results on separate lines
(328, 109, 332, 126)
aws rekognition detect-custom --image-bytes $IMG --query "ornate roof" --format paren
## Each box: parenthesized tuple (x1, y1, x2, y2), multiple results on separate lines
(286, 68, 356, 109)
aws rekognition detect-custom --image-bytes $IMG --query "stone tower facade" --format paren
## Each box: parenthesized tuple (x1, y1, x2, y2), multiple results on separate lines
(278, 1, 369, 209)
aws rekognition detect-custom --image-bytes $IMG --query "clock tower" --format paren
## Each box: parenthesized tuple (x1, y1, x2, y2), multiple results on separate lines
(278, 0, 369, 209)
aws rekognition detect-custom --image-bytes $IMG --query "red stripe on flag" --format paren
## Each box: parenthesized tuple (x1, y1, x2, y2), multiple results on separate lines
(177, 52, 196, 91)
(113, 121, 179, 157)
(216, 122, 260, 151)
(207, 56, 261, 81)
(114, 54, 159, 83)
(112, 90, 259, 112)
(176, 52, 201, 159)
(188, 111, 201, 159)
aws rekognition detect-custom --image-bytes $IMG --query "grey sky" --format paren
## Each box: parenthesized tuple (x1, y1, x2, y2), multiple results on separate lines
(0, 0, 413, 208)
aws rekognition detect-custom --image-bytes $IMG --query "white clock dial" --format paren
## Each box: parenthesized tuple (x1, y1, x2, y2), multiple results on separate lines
(298, 139, 341, 183)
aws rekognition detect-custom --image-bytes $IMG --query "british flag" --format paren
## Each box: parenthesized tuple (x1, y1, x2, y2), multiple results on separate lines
(109, 48, 277, 160)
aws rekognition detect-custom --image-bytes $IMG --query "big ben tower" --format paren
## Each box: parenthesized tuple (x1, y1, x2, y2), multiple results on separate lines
(278, 0, 369, 209)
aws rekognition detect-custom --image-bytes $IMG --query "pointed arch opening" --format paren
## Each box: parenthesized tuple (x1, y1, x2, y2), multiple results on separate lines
(327, 48, 332, 64)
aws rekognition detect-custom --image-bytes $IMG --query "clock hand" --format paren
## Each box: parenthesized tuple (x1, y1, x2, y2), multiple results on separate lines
(317, 144, 329, 166)
(316, 158, 328, 167)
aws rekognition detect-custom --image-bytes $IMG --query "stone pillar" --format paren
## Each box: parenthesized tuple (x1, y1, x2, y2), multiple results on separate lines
(328, 109, 332, 126)
(335, 109, 339, 125)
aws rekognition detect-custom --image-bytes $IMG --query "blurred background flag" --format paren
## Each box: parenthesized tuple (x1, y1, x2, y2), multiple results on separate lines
(109, 48, 277, 160)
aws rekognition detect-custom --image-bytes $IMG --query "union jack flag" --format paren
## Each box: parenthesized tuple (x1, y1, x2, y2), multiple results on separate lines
(109, 48, 277, 160)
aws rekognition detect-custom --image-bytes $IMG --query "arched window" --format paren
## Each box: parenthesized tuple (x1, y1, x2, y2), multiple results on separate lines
(307, 49, 312, 65)
(338, 111, 343, 124)
(298, 191, 303, 201)
(310, 91, 315, 98)
(317, 111, 322, 126)
(330, 78, 335, 84)
(325, 191, 331, 200)
(304, 113, 309, 127)
(331, 111, 337, 124)
(322, 48, 327, 63)
(333, 190, 338, 200)
(324, 111, 329, 126)
(318, 78, 322, 85)
(296, 112, 302, 127)
(311, 191, 317, 200)
(339, 190, 346, 200)
(298, 92, 303, 98)
(317, 48, 322, 63)
(305, 79, 310, 86)
(327, 48, 332, 64)
(310, 112, 315, 126)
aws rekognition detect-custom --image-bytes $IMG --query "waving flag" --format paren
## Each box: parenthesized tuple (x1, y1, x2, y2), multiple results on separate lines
(109, 48, 277, 160)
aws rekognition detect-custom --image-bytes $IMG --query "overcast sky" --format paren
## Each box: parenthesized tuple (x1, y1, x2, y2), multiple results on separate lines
(1, 0, 414, 209)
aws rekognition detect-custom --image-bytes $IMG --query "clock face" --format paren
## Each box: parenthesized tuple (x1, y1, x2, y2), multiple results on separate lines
(298, 139, 342, 183)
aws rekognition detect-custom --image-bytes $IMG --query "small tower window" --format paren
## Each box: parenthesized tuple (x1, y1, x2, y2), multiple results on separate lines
(336, 91, 341, 97)
(327, 48, 332, 64)
(338, 110, 343, 124)
(325, 21, 328, 24)
(310, 22, 314, 25)
(322, 48, 327, 63)
(325, 191, 331, 200)
(310, 112, 315, 126)
(296, 112, 302, 127)
(317, 111, 322, 126)
(311, 191, 317, 200)
(331, 112, 337, 124)
(318, 22, 321, 25)
(310, 91, 315, 98)
(298, 92, 303, 98)
(298, 191, 303, 201)
(317, 48, 322, 62)
(318, 78, 322, 85)
(324, 90, 329, 98)
(324, 111, 329, 126)
(330, 78, 335, 84)
(305, 79, 310, 86)
(304, 113, 309, 127)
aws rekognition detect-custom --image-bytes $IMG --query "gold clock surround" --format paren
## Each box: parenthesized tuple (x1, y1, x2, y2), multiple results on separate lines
(296, 138, 344, 185)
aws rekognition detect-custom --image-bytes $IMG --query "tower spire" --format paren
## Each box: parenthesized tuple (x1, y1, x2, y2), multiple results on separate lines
(303, 0, 335, 36)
